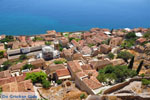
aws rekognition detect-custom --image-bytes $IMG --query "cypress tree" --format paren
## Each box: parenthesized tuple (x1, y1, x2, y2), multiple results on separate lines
(111, 29, 114, 33)
(128, 56, 134, 69)
(136, 60, 144, 75)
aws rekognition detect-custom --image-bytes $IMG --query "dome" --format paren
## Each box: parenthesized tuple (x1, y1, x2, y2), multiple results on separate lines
(42, 46, 54, 53)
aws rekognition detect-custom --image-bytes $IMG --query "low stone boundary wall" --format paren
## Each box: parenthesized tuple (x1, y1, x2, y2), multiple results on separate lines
(103, 77, 150, 94)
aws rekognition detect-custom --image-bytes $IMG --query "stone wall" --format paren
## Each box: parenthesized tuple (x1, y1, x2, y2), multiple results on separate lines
(75, 75, 94, 94)
(103, 77, 150, 94)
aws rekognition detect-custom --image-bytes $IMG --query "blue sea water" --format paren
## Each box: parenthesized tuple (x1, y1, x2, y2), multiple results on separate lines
(0, 0, 150, 35)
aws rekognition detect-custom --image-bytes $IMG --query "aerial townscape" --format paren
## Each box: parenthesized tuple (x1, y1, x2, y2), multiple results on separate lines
(0, 27, 150, 100)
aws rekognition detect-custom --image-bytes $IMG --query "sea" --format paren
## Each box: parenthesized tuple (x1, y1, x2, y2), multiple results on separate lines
(0, 0, 150, 35)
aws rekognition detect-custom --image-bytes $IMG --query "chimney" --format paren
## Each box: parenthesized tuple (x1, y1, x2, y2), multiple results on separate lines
(88, 72, 92, 79)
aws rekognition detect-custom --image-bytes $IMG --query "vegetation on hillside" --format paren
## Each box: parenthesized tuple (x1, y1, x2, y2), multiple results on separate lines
(19, 54, 27, 60)
(45, 41, 51, 45)
(143, 30, 150, 39)
(32, 37, 43, 41)
(117, 51, 133, 63)
(25, 71, 50, 88)
(0, 61, 12, 72)
(0, 35, 14, 43)
(108, 52, 115, 59)
(22, 64, 35, 70)
(121, 32, 137, 48)
(0, 51, 4, 58)
(142, 79, 150, 86)
(54, 59, 66, 64)
(97, 65, 137, 85)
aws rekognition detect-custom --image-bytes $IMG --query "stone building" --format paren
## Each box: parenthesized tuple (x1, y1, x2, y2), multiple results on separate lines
(100, 44, 111, 54)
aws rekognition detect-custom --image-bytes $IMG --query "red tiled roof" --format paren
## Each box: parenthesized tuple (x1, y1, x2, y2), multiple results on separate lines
(67, 60, 82, 73)
(84, 70, 99, 78)
(136, 38, 146, 43)
(2, 80, 34, 92)
(82, 77, 102, 90)
(0, 70, 11, 78)
(76, 71, 87, 78)
(71, 40, 79, 47)
(0, 74, 26, 86)
(56, 68, 70, 77)
(81, 64, 92, 70)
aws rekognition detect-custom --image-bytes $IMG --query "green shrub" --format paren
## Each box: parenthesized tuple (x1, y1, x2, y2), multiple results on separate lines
(108, 53, 114, 59)
(59, 44, 63, 51)
(25, 71, 47, 84)
(0, 51, 4, 58)
(42, 80, 50, 89)
(121, 39, 136, 49)
(0, 61, 12, 71)
(142, 79, 150, 85)
(69, 37, 75, 42)
(143, 31, 150, 39)
(32, 37, 43, 41)
(140, 73, 145, 78)
(45, 41, 51, 45)
(19, 54, 27, 60)
(22, 64, 34, 70)
(80, 93, 86, 99)
(0, 87, 2, 94)
(56, 80, 62, 85)
(125, 32, 136, 39)
(0, 35, 14, 43)
(102, 38, 111, 45)
(88, 44, 95, 47)
(117, 51, 133, 63)
(54, 60, 64, 64)
(97, 65, 137, 84)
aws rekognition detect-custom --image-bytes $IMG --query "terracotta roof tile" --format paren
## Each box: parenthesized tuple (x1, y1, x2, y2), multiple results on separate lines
(76, 71, 87, 78)
(81, 64, 92, 70)
(67, 61, 82, 73)
(56, 68, 70, 77)
(82, 78, 102, 90)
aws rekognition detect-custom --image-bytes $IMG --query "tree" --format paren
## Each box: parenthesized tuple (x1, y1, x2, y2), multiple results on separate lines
(25, 71, 47, 84)
(54, 59, 66, 64)
(142, 79, 150, 85)
(42, 80, 50, 89)
(32, 37, 43, 41)
(80, 93, 86, 99)
(97, 65, 137, 84)
(54, 60, 64, 64)
(111, 29, 114, 33)
(56, 80, 62, 85)
(0, 87, 2, 94)
(22, 64, 34, 70)
(1, 61, 12, 71)
(45, 41, 51, 45)
(136, 60, 144, 75)
(19, 54, 27, 60)
(108, 52, 114, 59)
(125, 32, 136, 39)
(69, 37, 75, 42)
(117, 51, 133, 63)
(88, 44, 95, 47)
(101, 38, 111, 45)
(140, 73, 145, 78)
(143, 30, 150, 39)
(0, 51, 4, 58)
(59, 44, 63, 51)
(121, 40, 135, 49)
(128, 56, 135, 69)
(0, 35, 14, 43)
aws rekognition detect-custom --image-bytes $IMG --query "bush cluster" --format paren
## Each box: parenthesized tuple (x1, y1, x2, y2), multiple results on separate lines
(97, 65, 137, 84)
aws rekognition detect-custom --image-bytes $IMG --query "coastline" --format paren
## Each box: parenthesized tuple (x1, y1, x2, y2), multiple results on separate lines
(0, 27, 149, 36)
